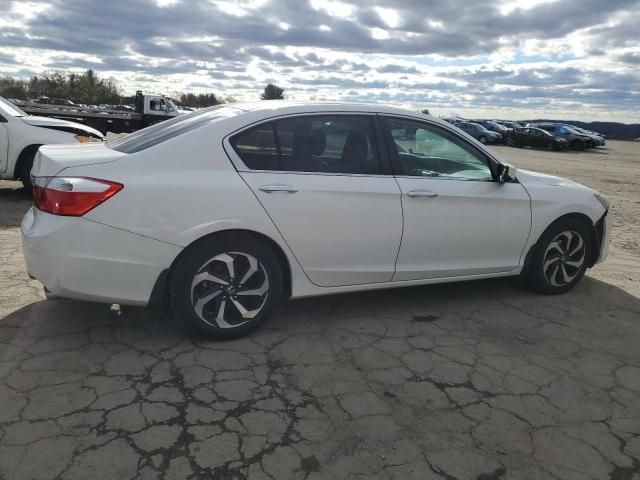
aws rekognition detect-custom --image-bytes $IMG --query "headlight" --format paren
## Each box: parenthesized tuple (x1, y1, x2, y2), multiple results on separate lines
(594, 192, 609, 210)
(74, 134, 101, 143)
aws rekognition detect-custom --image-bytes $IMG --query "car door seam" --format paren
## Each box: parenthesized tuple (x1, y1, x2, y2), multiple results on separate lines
(391, 175, 405, 282)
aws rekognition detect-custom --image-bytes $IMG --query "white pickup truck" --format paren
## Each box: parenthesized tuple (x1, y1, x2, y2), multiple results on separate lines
(0, 96, 103, 190)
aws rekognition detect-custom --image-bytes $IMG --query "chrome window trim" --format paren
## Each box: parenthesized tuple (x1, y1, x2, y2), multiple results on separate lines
(239, 169, 396, 179)
(223, 111, 383, 175)
(222, 110, 506, 181)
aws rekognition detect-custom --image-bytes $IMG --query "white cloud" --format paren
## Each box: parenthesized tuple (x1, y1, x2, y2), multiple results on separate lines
(1, 0, 639, 122)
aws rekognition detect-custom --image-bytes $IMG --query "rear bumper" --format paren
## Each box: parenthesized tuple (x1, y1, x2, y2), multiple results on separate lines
(21, 207, 182, 306)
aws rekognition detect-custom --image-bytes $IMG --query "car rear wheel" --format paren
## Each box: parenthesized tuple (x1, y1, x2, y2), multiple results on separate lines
(169, 233, 282, 339)
(546, 141, 554, 151)
(507, 137, 517, 147)
(479, 135, 487, 144)
(19, 150, 37, 191)
(526, 218, 592, 294)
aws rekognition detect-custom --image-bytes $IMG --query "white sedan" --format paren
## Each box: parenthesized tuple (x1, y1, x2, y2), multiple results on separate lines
(22, 102, 610, 339)
(0, 96, 103, 189)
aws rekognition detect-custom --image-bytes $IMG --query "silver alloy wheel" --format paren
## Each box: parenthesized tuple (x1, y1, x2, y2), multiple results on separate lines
(190, 252, 270, 329)
(543, 230, 586, 287)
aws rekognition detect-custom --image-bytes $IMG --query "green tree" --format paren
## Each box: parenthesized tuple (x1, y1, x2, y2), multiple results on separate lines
(261, 83, 284, 100)
(421, 108, 430, 115)
(25, 69, 120, 104)
(0, 77, 28, 99)
(178, 92, 223, 108)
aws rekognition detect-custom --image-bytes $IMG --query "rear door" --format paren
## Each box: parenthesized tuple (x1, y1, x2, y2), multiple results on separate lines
(227, 114, 403, 287)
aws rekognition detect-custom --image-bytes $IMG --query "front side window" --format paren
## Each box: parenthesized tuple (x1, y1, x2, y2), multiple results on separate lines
(231, 115, 381, 175)
(382, 117, 494, 181)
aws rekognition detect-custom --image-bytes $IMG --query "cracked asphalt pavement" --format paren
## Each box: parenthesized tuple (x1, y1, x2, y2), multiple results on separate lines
(1, 141, 639, 480)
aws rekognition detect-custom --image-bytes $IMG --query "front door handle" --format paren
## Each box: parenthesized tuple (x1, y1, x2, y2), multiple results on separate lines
(406, 190, 438, 198)
(259, 184, 299, 194)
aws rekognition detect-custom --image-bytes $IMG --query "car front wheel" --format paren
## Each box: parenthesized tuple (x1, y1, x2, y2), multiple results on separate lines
(169, 233, 283, 339)
(526, 218, 592, 294)
(479, 135, 487, 144)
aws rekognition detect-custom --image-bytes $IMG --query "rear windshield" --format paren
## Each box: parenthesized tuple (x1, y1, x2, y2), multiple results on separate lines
(108, 105, 240, 154)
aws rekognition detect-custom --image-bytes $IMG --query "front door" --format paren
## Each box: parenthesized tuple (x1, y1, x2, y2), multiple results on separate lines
(380, 116, 532, 281)
(229, 114, 403, 287)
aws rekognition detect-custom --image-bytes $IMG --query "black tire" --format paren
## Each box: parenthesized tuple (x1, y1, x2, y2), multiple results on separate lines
(571, 140, 583, 151)
(546, 142, 554, 151)
(169, 233, 283, 339)
(19, 151, 37, 191)
(526, 218, 592, 294)
(507, 137, 517, 147)
(479, 135, 488, 144)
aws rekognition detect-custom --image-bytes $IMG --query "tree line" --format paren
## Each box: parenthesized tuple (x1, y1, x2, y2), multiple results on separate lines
(0, 69, 286, 107)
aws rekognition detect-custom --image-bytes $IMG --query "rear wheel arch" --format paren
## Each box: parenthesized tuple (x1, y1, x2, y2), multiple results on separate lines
(14, 144, 42, 181)
(153, 229, 293, 312)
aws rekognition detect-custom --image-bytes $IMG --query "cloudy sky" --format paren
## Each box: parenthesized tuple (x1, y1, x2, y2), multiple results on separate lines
(1, 0, 639, 121)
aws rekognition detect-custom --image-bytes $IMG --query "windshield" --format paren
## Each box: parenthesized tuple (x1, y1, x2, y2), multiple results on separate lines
(0, 96, 27, 117)
(563, 126, 583, 135)
(469, 123, 488, 132)
(488, 121, 507, 131)
(108, 105, 240, 154)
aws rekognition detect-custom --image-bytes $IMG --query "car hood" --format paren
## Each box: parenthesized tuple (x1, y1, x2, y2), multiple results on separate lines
(21, 115, 103, 138)
(516, 168, 591, 191)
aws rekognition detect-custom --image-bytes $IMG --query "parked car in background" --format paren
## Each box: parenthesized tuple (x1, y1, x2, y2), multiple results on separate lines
(443, 117, 464, 125)
(33, 97, 82, 109)
(496, 120, 523, 130)
(0, 96, 103, 189)
(530, 123, 596, 150)
(507, 127, 569, 150)
(476, 120, 512, 141)
(567, 125, 606, 146)
(456, 122, 502, 144)
(22, 101, 610, 339)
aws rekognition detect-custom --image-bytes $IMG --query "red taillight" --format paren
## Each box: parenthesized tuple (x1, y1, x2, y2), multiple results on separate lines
(32, 177, 123, 216)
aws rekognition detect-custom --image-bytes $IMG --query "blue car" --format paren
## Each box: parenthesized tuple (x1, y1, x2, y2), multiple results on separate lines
(456, 122, 502, 144)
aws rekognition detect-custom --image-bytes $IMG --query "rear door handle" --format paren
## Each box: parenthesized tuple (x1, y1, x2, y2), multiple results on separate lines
(259, 184, 299, 194)
(406, 190, 438, 198)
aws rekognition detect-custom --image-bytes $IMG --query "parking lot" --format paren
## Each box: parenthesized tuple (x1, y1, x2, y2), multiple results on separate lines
(1, 141, 639, 479)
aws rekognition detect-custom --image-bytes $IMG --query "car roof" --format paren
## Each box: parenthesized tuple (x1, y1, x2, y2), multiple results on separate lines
(229, 100, 411, 115)
(216, 100, 457, 131)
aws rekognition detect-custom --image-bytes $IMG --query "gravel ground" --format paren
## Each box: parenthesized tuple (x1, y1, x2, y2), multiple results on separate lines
(0, 140, 639, 480)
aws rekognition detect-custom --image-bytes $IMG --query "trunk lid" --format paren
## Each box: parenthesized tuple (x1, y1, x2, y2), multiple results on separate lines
(32, 143, 126, 177)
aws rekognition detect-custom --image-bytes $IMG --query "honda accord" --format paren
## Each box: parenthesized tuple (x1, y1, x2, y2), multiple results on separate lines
(22, 102, 610, 339)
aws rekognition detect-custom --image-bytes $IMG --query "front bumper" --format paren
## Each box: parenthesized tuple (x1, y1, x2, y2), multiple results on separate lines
(595, 212, 610, 264)
(21, 207, 182, 306)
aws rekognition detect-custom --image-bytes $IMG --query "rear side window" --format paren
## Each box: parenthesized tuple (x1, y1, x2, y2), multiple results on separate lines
(108, 106, 239, 154)
(231, 115, 381, 175)
(230, 124, 279, 170)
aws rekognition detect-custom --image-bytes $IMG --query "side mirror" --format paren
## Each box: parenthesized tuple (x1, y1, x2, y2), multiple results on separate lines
(498, 163, 518, 183)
